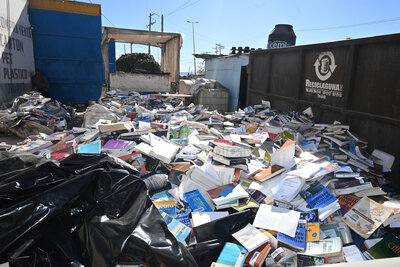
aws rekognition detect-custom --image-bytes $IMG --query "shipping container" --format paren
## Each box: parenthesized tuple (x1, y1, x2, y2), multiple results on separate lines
(29, 0, 104, 104)
(246, 33, 400, 188)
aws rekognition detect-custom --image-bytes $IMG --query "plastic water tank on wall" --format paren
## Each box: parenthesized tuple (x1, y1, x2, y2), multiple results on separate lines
(267, 24, 296, 49)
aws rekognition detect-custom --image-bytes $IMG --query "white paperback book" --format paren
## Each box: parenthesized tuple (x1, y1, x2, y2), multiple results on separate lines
(232, 223, 270, 252)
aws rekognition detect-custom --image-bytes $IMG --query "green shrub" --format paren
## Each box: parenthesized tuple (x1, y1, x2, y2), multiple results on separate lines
(116, 53, 162, 74)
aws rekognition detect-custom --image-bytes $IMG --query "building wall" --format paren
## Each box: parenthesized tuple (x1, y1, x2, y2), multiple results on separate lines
(205, 54, 249, 111)
(0, 0, 35, 104)
(28, 0, 103, 104)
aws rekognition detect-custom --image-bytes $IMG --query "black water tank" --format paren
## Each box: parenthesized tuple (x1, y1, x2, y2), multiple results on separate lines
(267, 24, 296, 49)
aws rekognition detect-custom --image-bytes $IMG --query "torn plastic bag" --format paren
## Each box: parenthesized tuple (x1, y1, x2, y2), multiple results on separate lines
(0, 154, 196, 267)
(8, 224, 84, 267)
(187, 210, 255, 267)
(0, 151, 47, 175)
(117, 203, 197, 267)
(0, 160, 67, 210)
(193, 209, 255, 243)
(0, 167, 99, 257)
(187, 239, 226, 267)
(59, 153, 138, 175)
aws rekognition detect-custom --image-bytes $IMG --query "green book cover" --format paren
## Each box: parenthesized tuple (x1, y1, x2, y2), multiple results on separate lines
(364, 233, 400, 260)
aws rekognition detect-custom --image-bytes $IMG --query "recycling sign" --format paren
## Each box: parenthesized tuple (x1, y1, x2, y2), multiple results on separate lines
(304, 51, 344, 100)
(314, 51, 337, 81)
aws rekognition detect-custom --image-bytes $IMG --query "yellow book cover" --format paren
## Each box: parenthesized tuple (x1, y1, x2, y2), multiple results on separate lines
(306, 222, 320, 241)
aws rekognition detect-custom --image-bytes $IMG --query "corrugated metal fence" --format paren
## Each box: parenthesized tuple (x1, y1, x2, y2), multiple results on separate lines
(29, 0, 104, 104)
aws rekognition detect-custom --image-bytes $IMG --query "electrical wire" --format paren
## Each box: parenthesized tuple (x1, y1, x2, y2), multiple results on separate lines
(165, 0, 201, 17)
(297, 17, 400, 32)
(88, 0, 116, 26)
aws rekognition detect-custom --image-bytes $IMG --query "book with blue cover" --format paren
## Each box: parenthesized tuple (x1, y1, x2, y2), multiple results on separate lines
(77, 140, 101, 154)
(161, 211, 191, 243)
(153, 200, 177, 217)
(306, 187, 337, 209)
(302, 181, 337, 209)
(216, 242, 248, 266)
(277, 219, 307, 251)
(183, 189, 212, 212)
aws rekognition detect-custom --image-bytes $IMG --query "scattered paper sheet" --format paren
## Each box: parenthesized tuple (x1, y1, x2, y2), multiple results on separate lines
(253, 204, 300, 238)
(343, 245, 366, 262)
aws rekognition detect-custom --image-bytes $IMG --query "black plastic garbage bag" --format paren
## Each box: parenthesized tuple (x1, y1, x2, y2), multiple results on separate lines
(0, 159, 68, 210)
(118, 202, 197, 267)
(0, 151, 47, 175)
(188, 210, 255, 267)
(0, 153, 196, 267)
(142, 173, 171, 194)
(59, 153, 137, 175)
(193, 210, 255, 243)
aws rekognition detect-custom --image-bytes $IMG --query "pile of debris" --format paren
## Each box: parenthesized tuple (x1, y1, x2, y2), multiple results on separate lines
(0, 92, 77, 139)
(0, 92, 399, 267)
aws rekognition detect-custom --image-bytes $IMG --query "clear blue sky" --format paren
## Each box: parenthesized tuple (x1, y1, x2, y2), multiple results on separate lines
(81, 0, 400, 73)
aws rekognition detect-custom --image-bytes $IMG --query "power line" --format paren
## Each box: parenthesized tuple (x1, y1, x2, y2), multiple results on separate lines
(297, 17, 400, 32)
(165, 0, 201, 17)
(164, 21, 220, 42)
(165, 0, 192, 16)
(88, 0, 116, 26)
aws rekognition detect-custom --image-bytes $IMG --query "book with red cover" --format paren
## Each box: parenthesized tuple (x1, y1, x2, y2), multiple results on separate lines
(253, 165, 285, 182)
(51, 152, 70, 160)
(338, 195, 360, 214)
(54, 140, 76, 153)
(244, 243, 271, 267)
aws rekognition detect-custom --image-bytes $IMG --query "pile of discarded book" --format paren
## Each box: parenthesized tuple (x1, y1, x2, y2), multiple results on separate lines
(0, 92, 399, 267)
(0, 92, 77, 139)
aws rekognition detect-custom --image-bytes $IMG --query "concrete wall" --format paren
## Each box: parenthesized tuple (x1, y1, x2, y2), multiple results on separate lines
(0, 0, 35, 104)
(205, 54, 249, 111)
(110, 72, 171, 92)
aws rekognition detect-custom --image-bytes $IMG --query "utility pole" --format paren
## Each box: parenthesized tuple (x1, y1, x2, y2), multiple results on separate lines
(161, 14, 164, 32)
(213, 45, 218, 55)
(147, 13, 157, 54)
(187, 21, 198, 75)
(215, 43, 224, 55)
